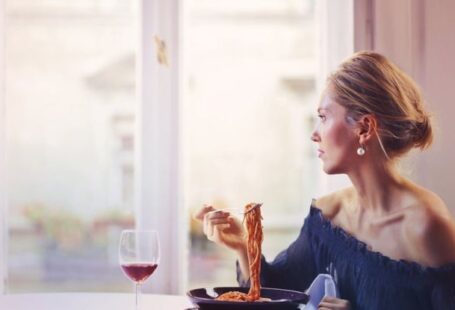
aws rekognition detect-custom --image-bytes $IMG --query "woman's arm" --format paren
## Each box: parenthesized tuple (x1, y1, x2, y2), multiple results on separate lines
(404, 202, 455, 267)
(194, 205, 250, 279)
(195, 205, 317, 291)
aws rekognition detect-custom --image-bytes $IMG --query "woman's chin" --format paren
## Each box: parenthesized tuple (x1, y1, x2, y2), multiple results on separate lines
(322, 163, 343, 175)
(322, 165, 333, 174)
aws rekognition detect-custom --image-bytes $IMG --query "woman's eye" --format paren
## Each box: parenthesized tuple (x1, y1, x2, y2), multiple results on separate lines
(318, 114, 326, 121)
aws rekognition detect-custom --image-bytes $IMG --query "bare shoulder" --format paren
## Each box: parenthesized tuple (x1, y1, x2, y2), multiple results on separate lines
(403, 188, 455, 267)
(314, 187, 355, 220)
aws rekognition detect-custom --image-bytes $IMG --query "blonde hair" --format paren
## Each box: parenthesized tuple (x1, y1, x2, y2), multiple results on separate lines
(328, 51, 433, 158)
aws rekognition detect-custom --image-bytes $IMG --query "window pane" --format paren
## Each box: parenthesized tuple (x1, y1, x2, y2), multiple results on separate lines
(5, 0, 136, 292)
(184, 0, 320, 288)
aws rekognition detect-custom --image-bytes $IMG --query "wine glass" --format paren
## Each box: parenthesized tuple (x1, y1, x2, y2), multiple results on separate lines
(119, 230, 160, 310)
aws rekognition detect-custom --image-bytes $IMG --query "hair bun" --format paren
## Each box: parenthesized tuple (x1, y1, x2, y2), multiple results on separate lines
(413, 114, 433, 150)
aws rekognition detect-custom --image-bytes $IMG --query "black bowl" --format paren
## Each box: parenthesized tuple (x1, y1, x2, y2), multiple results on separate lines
(187, 286, 309, 310)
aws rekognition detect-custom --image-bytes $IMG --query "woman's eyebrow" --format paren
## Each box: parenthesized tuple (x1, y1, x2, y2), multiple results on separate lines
(317, 107, 328, 113)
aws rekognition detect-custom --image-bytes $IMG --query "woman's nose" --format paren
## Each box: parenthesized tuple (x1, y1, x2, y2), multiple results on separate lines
(310, 129, 320, 142)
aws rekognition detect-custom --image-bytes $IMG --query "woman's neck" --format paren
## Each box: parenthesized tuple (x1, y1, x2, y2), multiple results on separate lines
(347, 159, 406, 215)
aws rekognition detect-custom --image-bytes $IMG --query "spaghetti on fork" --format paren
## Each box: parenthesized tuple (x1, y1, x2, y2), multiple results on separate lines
(216, 203, 264, 302)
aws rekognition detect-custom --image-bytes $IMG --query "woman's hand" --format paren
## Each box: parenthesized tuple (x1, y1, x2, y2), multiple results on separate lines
(193, 205, 246, 252)
(318, 296, 351, 310)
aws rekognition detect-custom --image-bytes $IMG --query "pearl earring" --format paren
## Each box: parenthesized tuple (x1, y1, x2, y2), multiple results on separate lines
(357, 145, 366, 156)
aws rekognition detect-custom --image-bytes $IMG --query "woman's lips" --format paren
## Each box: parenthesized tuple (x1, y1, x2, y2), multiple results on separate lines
(317, 149, 324, 157)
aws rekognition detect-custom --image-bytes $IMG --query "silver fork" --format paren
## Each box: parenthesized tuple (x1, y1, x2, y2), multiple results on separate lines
(243, 203, 263, 215)
(219, 203, 262, 216)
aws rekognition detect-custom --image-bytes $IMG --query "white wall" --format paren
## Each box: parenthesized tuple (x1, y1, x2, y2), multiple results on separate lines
(418, 0, 455, 212)
(357, 0, 455, 212)
(0, 0, 5, 293)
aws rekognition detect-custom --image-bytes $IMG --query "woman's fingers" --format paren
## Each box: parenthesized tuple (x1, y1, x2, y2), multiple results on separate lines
(207, 210, 230, 220)
(202, 209, 222, 235)
(207, 222, 230, 241)
(209, 218, 231, 225)
(318, 297, 351, 310)
(211, 223, 231, 241)
(318, 303, 342, 309)
(321, 297, 343, 303)
(194, 204, 216, 221)
(206, 219, 229, 239)
(204, 210, 230, 239)
(204, 210, 230, 228)
(196, 206, 244, 248)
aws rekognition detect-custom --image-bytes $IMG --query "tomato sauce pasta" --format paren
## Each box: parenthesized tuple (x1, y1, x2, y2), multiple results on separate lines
(216, 203, 263, 302)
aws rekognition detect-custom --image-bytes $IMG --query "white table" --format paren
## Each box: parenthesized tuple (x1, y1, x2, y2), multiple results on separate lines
(0, 293, 194, 309)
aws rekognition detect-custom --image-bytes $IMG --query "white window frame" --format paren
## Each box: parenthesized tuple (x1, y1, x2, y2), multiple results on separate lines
(135, 0, 185, 294)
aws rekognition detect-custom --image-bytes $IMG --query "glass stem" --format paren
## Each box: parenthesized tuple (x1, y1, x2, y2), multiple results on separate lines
(135, 283, 141, 310)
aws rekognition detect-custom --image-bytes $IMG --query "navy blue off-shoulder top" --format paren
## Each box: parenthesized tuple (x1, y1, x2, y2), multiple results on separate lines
(237, 203, 455, 310)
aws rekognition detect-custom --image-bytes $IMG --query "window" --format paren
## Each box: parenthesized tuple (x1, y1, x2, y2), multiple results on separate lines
(184, 0, 354, 290)
(3, 0, 136, 292)
(184, 0, 327, 289)
(0, 0, 354, 294)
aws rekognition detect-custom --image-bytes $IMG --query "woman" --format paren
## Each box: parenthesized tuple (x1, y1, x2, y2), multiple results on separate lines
(195, 51, 455, 309)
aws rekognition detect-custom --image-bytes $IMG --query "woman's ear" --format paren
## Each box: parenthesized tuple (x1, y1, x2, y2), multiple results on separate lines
(357, 115, 377, 145)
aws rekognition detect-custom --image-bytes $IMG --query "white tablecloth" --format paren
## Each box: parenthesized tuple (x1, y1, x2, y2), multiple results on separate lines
(0, 293, 194, 310)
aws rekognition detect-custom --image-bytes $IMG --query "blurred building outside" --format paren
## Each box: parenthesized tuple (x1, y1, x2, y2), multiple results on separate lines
(6, 0, 136, 292)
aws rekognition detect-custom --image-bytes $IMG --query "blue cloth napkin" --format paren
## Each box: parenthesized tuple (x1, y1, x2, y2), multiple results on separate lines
(303, 274, 338, 310)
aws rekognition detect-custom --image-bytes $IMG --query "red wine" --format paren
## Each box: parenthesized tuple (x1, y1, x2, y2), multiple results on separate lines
(121, 263, 158, 283)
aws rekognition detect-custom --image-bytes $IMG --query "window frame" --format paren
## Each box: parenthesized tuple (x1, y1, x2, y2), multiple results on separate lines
(135, 0, 186, 294)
